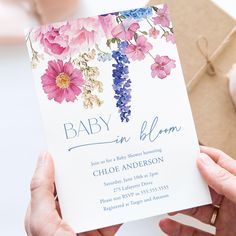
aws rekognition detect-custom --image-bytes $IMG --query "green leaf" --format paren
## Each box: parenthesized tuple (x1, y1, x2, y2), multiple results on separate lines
(140, 31, 148, 35)
(106, 39, 112, 48)
(134, 32, 138, 41)
(111, 38, 116, 43)
(120, 15, 126, 19)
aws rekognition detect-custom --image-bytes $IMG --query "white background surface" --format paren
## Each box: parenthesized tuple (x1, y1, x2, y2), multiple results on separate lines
(0, 1, 235, 236)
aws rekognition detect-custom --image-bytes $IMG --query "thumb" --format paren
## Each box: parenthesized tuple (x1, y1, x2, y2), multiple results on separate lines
(197, 153, 236, 204)
(29, 153, 60, 235)
(30, 152, 55, 203)
(28, 154, 76, 235)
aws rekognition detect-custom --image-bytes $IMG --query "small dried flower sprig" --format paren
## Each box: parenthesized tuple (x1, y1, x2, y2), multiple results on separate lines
(26, 32, 44, 69)
(73, 49, 104, 109)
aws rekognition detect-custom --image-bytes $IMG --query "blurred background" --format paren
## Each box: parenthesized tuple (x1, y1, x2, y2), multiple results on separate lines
(0, 0, 235, 235)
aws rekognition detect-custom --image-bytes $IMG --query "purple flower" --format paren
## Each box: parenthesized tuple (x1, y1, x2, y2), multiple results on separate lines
(118, 41, 129, 53)
(112, 42, 132, 122)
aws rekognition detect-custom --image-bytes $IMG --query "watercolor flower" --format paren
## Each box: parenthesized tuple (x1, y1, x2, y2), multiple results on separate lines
(41, 60, 84, 103)
(125, 35, 153, 61)
(71, 17, 102, 49)
(97, 52, 112, 62)
(151, 55, 176, 79)
(166, 33, 176, 44)
(98, 14, 117, 39)
(33, 23, 73, 59)
(121, 7, 153, 20)
(74, 50, 104, 109)
(112, 42, 132, 122)
(152, 4, 170, 28)
(118, 41, 129, 53)
(149, 27, 159, 39)
(96, 44, 112, 62)
(111, 19, 140, 41)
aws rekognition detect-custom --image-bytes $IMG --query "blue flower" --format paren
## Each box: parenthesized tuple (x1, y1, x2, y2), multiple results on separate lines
(112, 42, 132, 122)
(118, 41, 129, 53)
(97, 52, 112, 62)
(121, 7, 153, 20)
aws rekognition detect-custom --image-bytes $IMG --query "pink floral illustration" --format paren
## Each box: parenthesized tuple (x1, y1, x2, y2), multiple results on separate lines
(71, 17, 102, 49)
(111, 19, 140, 41)
(98, 15, 117, 39)
(151, 55, 176, 79)
(166, 33, 176, 44)
(125, 35, 153, 61)
(41, 60, 84, 103)
(149, 27, 159, 39)
(33, 23, 73, 59)
(152, 4, 170, 28)
(28, 5, 177, 112)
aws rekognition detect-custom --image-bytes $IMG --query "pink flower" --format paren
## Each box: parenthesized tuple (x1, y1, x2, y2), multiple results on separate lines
(151, 55, 176, 79)
(125, 36, 153, 61)
(166, 33, 176, 44)
(33, 23, 73, 59)
(152, 4, 170, 28)
(33, 18, 105, 57)
(111, 19, 140, 41)
(149, 27, 159, 39)
(41, 60, 84, 103)
(71, 17, 102, 49)
(98, 14, 117, 39)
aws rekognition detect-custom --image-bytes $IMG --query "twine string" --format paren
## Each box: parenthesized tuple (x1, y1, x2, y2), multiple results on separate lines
(187, 26, 236, 90)
(196, 36, 216, 76)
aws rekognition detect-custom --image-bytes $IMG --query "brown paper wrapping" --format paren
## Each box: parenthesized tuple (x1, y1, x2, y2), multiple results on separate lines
(148, 0, 236, 158)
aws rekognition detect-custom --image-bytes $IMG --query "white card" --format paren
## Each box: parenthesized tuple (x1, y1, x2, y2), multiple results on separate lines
(26, 4, 212, 233)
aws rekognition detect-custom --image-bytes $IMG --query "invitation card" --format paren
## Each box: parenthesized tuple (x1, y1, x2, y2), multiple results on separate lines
(26, 4, 212, 233)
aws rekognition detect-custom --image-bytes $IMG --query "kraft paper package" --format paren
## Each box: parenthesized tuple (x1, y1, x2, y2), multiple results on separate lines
(149, 0, 236, 158)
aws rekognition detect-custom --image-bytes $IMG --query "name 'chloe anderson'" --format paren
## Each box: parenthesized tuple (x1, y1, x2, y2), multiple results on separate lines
(93, 157, 164, 177)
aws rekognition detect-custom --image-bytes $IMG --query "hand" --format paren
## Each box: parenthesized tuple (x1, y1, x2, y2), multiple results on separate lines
(33, 0, 78, 23)
(160, 146, 236, 236)
(25, 153, 121, 236)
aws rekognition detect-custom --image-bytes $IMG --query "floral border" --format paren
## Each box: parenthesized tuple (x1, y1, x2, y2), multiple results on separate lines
(26, 4, 176, 122)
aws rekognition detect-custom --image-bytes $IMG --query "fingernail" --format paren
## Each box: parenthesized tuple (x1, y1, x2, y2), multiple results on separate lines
(199, 153, 213, 166)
